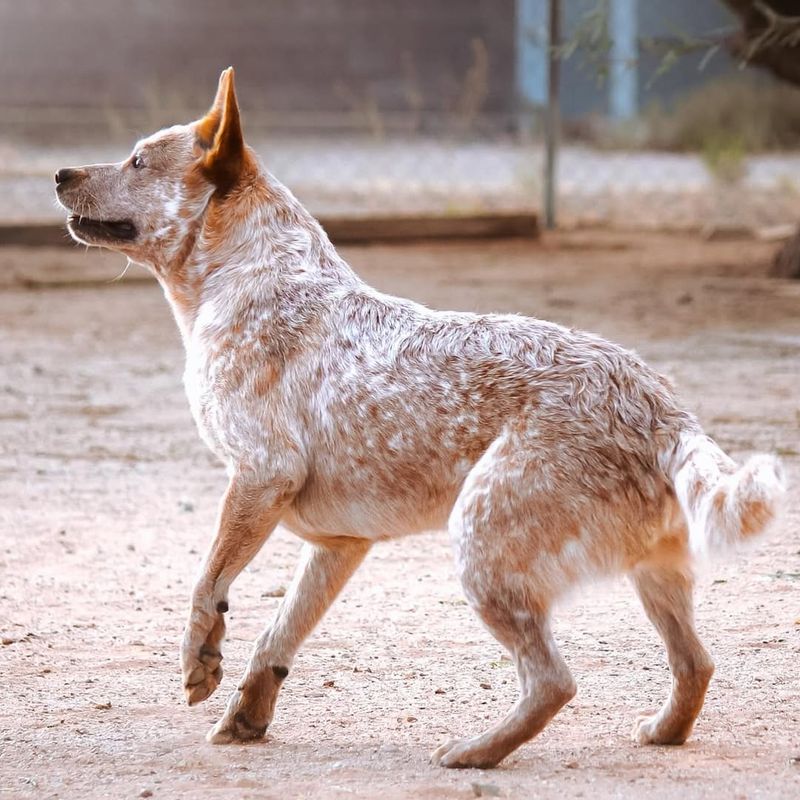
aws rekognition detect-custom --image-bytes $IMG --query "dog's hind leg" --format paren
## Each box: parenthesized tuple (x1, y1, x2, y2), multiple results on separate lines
(181, 475, 299, 706)
(208, 537, 370, 744)
(432, 433, 578, 769)
(431, 598, 576, 769)
(630, 560, 714, 745)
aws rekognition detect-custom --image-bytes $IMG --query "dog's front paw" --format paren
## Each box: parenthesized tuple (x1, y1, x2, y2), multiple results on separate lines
(632, 711, 688, 746)
(430, 737, 501, 770)
(183, 645, 223, 706)
(207, 691, 269, 745)
(181, 606, 226, 705)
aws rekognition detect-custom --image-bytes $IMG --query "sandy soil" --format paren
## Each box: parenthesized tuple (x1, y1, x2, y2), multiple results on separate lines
(0, 232, 798, 799)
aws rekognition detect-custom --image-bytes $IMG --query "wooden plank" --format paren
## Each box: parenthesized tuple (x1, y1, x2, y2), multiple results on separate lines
(0, 224, 71, 248)
(0, 213, 539, 249)
(320, 213, 539, 243)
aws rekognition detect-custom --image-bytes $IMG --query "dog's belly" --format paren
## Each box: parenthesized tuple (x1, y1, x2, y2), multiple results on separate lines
(280, 499, 449, 542)
(281, 453, 474, 541)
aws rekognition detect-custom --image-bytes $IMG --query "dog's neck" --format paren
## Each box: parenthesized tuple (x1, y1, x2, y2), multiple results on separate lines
(156, 172, 359, 347)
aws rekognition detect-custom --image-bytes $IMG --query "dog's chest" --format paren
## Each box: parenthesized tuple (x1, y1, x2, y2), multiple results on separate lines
(181, 341, 268, 466)
(182, 356, 227, 460)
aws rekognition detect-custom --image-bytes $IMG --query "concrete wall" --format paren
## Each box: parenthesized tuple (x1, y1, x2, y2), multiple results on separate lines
(0, 0, 515, 129)
(0, 0, 740, 133)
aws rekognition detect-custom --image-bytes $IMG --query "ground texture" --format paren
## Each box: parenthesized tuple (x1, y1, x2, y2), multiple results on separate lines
(0, 233, 798, 799)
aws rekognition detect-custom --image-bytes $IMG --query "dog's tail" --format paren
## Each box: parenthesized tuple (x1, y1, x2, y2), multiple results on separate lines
(664, 431, 786, 558)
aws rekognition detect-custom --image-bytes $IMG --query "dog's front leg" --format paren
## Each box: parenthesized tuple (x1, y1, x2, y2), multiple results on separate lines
(207, 538, 371, 744)
(181, 473, 297, 705)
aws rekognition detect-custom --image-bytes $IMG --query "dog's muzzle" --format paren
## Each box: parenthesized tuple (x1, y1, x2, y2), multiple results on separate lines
(55, 167, 88, 186)
(67, 215, 138, 242)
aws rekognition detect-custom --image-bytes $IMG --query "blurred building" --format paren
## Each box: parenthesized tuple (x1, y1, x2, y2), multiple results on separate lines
(0, 0, 736, 138)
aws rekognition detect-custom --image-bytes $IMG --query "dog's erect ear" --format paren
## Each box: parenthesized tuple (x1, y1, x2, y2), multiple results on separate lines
(196, 67, 246, 194)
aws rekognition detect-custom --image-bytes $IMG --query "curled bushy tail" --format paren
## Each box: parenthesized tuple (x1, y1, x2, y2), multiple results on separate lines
(667, 432, 786, 558)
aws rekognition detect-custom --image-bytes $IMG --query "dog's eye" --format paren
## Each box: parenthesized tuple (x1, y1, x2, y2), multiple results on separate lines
(132, 154, 145, 169)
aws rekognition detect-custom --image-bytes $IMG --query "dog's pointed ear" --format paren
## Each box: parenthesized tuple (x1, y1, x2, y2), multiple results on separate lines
(196, 67, 246, 194)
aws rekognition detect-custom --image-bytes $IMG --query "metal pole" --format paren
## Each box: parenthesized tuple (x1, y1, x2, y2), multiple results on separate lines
(515, 0, 549, 135)
(609, 0, 638, 120)
(543, 0, 560, 230)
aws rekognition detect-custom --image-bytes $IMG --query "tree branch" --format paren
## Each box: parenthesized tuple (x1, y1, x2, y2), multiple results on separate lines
(719, 0, 800, 87)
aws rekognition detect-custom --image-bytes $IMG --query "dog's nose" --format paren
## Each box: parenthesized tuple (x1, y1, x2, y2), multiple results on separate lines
(55, 167, 84, 185)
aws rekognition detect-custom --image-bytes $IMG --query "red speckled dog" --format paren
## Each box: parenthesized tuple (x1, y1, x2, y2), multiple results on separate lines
(55, 68, 785, 768)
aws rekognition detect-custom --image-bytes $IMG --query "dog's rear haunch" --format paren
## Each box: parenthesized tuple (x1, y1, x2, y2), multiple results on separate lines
(55, 68, 786, 769)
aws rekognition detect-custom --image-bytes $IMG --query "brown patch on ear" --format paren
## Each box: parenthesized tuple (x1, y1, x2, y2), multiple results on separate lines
(196, 67, 247, 194)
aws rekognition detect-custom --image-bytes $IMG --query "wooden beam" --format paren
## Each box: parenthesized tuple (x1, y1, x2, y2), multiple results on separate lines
(0, 213, 539, 250)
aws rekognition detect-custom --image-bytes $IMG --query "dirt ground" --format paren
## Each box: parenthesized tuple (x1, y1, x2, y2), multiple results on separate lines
(0, 232, 798, 800)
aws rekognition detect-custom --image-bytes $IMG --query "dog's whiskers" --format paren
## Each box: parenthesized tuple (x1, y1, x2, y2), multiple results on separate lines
(108, 257, 134, 283)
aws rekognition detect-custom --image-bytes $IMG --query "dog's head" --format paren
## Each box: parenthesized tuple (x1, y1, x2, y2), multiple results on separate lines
(55, 67, 253, 267)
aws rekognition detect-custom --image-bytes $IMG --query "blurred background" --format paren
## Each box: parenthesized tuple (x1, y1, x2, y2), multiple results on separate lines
(1, 0, 799, 235)
(1, 5, 799, 799)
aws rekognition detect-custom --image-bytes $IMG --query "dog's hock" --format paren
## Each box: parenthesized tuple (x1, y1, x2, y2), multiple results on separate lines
(196, 66, 247, 195)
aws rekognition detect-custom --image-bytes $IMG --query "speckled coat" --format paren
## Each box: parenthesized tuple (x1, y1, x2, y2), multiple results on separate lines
(55, 69, 785, 769)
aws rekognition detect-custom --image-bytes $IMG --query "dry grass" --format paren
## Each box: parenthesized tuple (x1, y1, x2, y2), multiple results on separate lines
(643, 75, 800, 153)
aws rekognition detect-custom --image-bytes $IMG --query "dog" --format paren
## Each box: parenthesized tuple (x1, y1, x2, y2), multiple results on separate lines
(55, 68, 785, 769)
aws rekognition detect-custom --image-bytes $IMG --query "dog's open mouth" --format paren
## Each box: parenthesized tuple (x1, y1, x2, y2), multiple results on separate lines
(68, 215, 137, 242)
